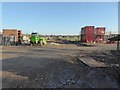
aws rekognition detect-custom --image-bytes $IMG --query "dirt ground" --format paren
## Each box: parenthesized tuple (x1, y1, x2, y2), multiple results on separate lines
(1, 43, 120, 88)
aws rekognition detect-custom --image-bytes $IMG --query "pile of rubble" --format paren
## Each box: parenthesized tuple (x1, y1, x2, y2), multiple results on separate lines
(90, 50, 119, 66)
(44, 58, 119, 88)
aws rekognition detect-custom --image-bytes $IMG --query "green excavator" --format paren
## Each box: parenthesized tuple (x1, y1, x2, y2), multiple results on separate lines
(30, 32, 46, 46)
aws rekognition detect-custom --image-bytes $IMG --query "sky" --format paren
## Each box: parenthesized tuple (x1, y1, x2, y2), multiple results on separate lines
(2, 2, 118, 35)
(118, 1, 120, 34)
(0, 2, 2, 32)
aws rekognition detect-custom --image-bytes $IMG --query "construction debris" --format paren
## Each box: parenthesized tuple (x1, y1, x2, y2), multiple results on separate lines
(50, 42, 61, 46)
(2, 44, 120, 88)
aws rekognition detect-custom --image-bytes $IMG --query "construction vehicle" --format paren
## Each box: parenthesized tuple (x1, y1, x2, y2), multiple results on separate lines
(30, 32, 46, 46)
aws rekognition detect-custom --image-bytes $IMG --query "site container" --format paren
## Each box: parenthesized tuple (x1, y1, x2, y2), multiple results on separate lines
(81, 34, 95, 43)
(85, 26, 95, 35)
(95, 35, 104, 43)
(81, 34, 86, 42)
(94, 27, 105, 43)
(95, 27, 105, 35)
(81, 26, 106, 43)
(81, 28, 85, 34)
(81, 26, 95, 35)
(81, 26, 95, 43)
(86, 35, 94, 43)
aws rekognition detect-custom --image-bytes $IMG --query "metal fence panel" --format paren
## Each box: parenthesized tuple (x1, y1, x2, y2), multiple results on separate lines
(0, 35, 16, 46)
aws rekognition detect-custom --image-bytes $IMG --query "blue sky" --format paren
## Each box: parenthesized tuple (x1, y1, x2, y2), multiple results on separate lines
(2, 2, 118, 35)
(0, 2, 2, 31)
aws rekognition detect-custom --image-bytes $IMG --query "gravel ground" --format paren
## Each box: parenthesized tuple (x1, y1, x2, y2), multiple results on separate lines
(1, 44, 120, 88)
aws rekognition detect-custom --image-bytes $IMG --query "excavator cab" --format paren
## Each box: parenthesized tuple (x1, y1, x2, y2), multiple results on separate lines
(30, 32, 40, 45)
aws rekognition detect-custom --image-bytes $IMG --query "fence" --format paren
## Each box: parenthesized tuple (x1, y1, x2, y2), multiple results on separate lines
(0, 35, 16, 46)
